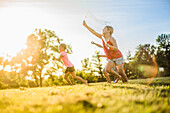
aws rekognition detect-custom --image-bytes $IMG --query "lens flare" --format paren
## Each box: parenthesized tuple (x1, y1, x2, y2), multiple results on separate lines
(147, 56, 158, 85)
(138, 56, 158, 85)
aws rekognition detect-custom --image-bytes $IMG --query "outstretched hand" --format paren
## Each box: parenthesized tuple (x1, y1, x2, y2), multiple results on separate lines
(91, 41, 95, 44)
(83, 20, 87, 27)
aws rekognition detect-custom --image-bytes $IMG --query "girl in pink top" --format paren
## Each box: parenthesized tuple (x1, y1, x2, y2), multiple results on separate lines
(53, 43, 88, 86)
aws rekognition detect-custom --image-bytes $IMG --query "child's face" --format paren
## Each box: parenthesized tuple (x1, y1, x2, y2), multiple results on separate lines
(102, 27, 109, 35)
(59, 46, 64, 52)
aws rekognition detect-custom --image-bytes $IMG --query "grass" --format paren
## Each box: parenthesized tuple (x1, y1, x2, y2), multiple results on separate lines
(0, 77, 170, 113)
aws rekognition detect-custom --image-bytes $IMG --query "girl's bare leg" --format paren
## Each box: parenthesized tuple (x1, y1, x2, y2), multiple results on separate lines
(117, 64, 128, 82)
(70, 71, 88, 85)
(102, 69, 111, 83)
(106, 62, 122, 83)
(64, 72, 73, 85)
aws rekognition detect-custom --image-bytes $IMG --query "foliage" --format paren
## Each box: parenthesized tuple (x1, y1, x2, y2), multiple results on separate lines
(91, 51, 103, 78)
(125, 34, 170, 78)
(156, 34, 170, 76)
(125, 44, 156, 78)
(76, 70, 98, 83)
(81, 58, 92, 72)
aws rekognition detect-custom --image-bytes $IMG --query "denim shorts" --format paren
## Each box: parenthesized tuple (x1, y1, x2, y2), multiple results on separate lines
(108, 57, 124, 65)
(65, 66, 75, 73)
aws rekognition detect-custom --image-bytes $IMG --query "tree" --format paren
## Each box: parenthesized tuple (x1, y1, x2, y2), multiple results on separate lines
(81, 58, 92, 72)
(129, 44, 156, 78)
(91, 51, 103, 78)
(25, 29, 66, 87)
(124, 51, 134, 78)
(134, 44, 156, 65)
(8, 29, 72, 87)
(156, 34, 170, 76)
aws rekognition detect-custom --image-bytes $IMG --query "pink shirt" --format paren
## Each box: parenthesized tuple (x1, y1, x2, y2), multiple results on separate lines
(60, 51, 73, 67)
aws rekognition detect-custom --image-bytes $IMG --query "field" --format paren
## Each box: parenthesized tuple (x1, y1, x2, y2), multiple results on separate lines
(0, 77, 170, 113)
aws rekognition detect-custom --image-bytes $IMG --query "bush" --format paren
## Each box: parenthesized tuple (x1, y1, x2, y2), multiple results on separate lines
(28, 80, 38, 87)
(44, 75, 69, 86)
(76, 70, 98, 83)
(0, 82, 8, 89)
(129, 75, 137, 79)
(44, 70, 98, 86)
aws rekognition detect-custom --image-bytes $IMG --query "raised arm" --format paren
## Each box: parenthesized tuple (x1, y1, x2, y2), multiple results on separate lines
(83, 20, 102, 39)
(91, 41, 103, 48)
(97, 55, 107, 57)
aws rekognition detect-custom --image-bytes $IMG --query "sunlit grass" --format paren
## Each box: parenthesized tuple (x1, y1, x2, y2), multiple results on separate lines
(0, 77, 170, 113)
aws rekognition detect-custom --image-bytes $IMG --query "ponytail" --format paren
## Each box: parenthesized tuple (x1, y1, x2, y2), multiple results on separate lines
(66, 49, 71, 54)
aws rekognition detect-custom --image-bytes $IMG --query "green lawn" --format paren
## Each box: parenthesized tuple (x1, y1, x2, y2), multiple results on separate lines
(0, 77, 170, 113)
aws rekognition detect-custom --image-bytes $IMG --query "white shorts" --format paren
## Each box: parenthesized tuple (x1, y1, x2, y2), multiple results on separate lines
(108, 57, 124, 65)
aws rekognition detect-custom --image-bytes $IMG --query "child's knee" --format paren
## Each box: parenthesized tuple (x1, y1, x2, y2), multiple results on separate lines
(102, 69, 106, 74)
(106, 68, 111, 73)
(72, 75, 77, 79)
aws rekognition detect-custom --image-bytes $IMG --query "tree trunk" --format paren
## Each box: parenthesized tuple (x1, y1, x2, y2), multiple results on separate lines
(34, 74, 39, 87)
(39, 72, 42, 87)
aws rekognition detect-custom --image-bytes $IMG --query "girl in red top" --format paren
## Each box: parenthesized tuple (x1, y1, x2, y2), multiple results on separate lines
(83, 21, 128, 83)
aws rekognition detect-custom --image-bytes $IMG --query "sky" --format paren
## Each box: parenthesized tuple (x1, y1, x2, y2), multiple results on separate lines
(0, 0, 170, 69)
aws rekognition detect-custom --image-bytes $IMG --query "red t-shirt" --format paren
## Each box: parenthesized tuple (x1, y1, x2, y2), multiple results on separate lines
(102, 39, 123, 59)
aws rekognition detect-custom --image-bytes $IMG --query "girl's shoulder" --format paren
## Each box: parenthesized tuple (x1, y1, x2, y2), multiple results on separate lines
(109, 36, 118, 47)
(110, 36, 116, 42)
(61, 51, 67, 55)
(61, 51, 66, 53)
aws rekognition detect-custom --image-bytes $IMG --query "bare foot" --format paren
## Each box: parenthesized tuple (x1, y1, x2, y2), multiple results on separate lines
(85, 80, 88, 85)
(114, 78, 119, 83)
(107, 81, 111, 84)
(115, 76, 122, 83)
(121, 75, 128, 83)
(121, 78, 125, 83)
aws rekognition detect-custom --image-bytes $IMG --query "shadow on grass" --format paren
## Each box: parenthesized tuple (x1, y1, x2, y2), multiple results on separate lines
(129, 77, 170, 86)
(77, 100, 95, 108)
(112, 85, 138, 90)
(149, 81, 170, 86)
(110, 84, 170, 97)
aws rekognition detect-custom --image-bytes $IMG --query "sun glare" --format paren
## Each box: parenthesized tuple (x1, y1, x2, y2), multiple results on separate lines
(0, 7, 28, 57)
(0, 5, 45, 57)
